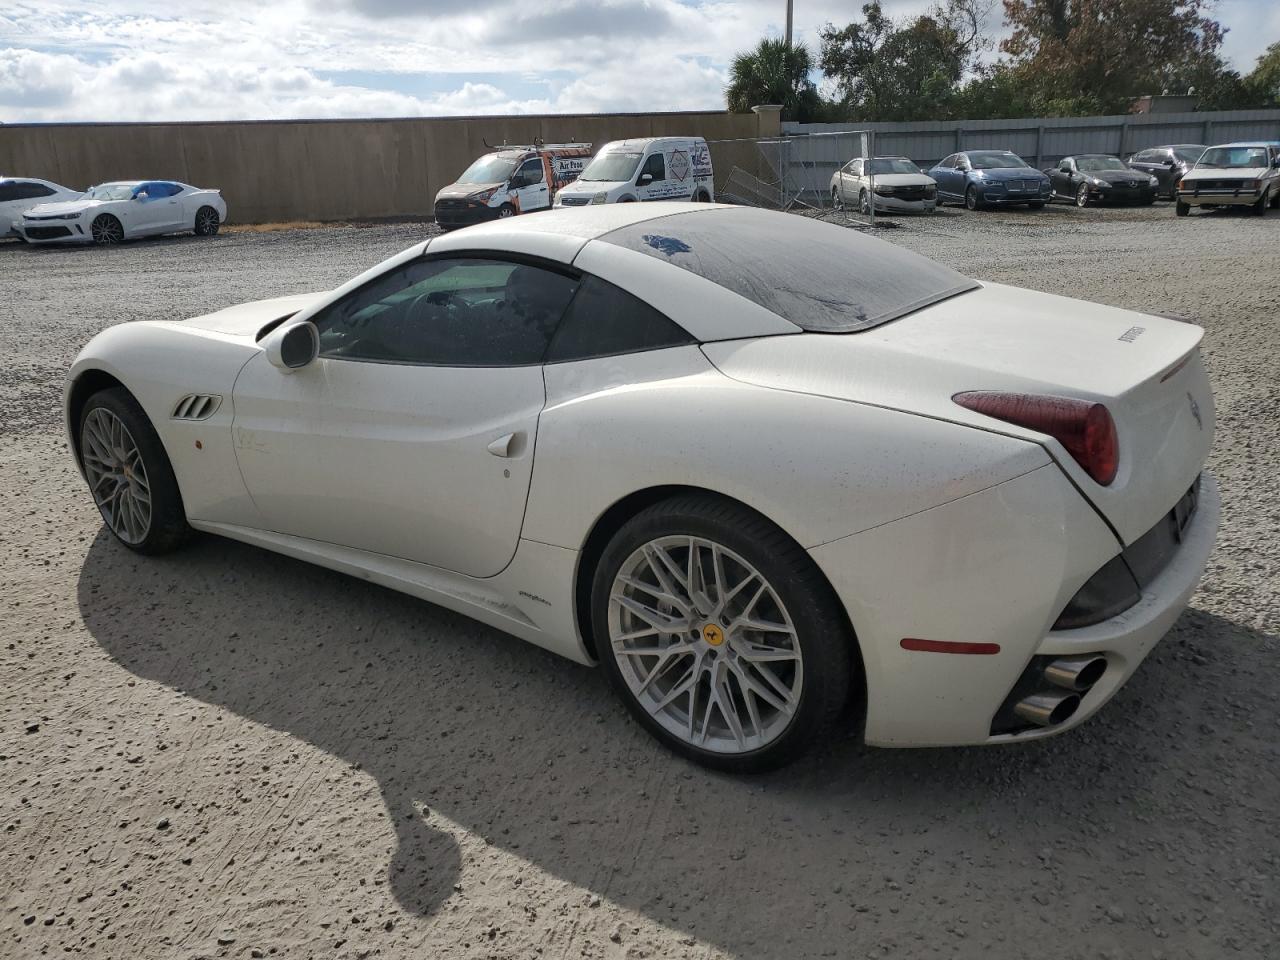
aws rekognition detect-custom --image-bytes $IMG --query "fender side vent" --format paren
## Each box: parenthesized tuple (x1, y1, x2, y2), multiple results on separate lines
(171, 394, 222, 421)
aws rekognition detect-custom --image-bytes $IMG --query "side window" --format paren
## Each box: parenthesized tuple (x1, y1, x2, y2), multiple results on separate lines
(546, 275, 694, 363)
(312, 257, 579, 367)
(518, 159, 544, 185)
(850, 159, 863, 177)
(1059, 159, 1072, 172)
(159, 183, 183, 197)
(640, 153, 666, 182)
(24, 183, 57, 199)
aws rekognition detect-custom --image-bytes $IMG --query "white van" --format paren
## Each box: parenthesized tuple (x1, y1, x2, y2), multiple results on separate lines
(553, 137, 714, 207)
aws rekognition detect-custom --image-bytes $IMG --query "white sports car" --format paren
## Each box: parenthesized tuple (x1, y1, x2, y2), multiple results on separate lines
(65, 203, 1218, 771)
(1, 176, 83, 238)
(18, 180, 227, 245)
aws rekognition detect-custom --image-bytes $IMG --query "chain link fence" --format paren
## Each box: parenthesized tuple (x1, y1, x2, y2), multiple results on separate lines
(706, 130, 879, 227)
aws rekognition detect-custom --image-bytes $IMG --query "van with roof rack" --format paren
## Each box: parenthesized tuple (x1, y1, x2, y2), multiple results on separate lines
(553, 137, 714, 207)
(434, 143, 593, 230)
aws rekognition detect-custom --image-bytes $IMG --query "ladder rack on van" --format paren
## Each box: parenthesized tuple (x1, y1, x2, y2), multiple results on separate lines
(481, 139, 592, 152)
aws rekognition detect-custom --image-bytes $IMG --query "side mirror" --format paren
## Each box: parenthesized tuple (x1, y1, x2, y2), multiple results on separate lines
(262, 321, 319, 372)
(638, 173, 654, 186)
(1164, 158, 1176, 166)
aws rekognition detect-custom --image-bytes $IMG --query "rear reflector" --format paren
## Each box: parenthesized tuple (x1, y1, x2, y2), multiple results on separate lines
(901, 638, 1001, 655)
(953, 391, 1119, 485)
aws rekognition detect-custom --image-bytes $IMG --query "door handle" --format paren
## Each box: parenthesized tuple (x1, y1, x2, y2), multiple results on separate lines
(487, 432, 520, 458)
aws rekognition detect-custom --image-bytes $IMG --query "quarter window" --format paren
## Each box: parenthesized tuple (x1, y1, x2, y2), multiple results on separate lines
(546, 275, 694, 363)
(311, 257, 579, 366)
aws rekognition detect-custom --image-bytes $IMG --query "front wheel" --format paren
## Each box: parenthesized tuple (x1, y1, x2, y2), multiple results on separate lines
(964, 186, 980, 211)
(1250, 189, 1269, 216)
(194, 205, 221, 236)
(859, 190, 871, 215)
(91, 214, 124, 244)
(497, 203, 516, 219)
(1076, 184, 1091, 208)
(592, 494, 854, 772)
(78, 388, 190, 554)
(1176, 200, 1190, 217)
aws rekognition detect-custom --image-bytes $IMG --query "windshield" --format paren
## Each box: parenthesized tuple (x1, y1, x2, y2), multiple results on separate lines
(1076, 157, 1128, 172)
(579, 151, 643, 182)
(457, 155, 519, 185)
(969, 152, 1029, 170)
(86, 183, 137, 201)
(1197, 146, 1268, 169)
(869, 158, 921, 175)
(1173, 146, 1206, 164)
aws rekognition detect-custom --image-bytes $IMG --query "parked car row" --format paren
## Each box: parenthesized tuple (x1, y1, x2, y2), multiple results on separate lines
(825, 141, 1280, 217)
(1, 177, 228, 245)
(433, 137, 714, 229)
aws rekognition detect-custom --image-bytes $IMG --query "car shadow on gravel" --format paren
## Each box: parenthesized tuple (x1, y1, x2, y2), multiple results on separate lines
(76, 526, 1275, 954)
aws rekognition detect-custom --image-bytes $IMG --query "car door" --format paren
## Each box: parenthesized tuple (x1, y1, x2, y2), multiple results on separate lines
(930, 156, 954, 198)
(636, 152, 667, 200)
(839, 159, 861, 204)
(1053, 159, 1075, 198)
(230, 254, 580, 578)
(512, 158, 550, 213)
(126, 182, 178, 235)
(951, 155, 972, 197)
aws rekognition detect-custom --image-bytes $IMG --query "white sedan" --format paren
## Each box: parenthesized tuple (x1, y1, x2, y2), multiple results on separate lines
(65, 203, 1218, 771)
(17, 180, 227, 245)
(1, 177, 82, 238)
(831, 156, 938, 213)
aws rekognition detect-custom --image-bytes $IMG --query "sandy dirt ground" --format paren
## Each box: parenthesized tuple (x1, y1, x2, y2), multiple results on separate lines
(2, 203, 1278, 960)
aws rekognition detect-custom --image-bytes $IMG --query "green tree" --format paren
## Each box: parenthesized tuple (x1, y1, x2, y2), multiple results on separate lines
(1000, 0, 1232, 114)
(1244, 41, 1280, 105)
(818, 0, 988, 121)
(725, 38, 822, 121)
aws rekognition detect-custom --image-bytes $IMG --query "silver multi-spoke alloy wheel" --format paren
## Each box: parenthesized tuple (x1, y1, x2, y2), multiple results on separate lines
(608, 535, 803, 755)
(81, 407, 152, 544)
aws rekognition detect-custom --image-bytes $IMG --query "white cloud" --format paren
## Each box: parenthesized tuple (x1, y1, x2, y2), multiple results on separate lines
(0, 0, 1273, 123)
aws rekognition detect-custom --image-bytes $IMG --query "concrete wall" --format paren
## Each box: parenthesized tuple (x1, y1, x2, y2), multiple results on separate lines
(782, 109, 1280, 197)
(0, 110, 777, 224)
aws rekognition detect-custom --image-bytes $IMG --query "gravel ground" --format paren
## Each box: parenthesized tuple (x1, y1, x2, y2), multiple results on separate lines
(2, 203, 1278, 960)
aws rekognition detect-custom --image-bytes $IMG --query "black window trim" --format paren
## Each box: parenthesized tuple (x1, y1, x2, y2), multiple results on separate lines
(304, 248, 699, 370)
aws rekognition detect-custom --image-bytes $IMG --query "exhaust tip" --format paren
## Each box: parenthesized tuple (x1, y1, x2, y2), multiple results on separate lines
(1043, 655, 1108, 692)
(1012, 691, 1081, 728)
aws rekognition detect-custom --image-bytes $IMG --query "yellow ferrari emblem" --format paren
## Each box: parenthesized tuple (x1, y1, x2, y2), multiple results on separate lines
(703, 623, 725, 646)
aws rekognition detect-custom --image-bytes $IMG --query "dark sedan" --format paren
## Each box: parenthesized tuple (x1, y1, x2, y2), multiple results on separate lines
(928, 150, 1052, 210)
(1045, 155, 1159, 207)
(1127, 144, 1207, 199)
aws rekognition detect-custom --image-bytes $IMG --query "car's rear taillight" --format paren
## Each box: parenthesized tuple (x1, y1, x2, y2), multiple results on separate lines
(953, 391, 1119, 485)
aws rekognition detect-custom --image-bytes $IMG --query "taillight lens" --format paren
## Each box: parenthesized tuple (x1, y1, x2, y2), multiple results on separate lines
(954, 391, 1119, 485)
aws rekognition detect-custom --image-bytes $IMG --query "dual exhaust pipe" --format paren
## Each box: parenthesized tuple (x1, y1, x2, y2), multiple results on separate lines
(1012, 655, 1108, 728)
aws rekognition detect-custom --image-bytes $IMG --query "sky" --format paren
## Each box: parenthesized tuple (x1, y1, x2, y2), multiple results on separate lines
(0, 0, 1277, 123)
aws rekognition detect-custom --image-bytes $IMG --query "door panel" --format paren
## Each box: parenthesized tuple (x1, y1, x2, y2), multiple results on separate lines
(231, 355, 545, 578)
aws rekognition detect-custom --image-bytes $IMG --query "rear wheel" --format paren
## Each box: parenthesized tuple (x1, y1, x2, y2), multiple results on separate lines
(694, 190, 711, 202)
(592, 494, 854, 772)
(831, 186, 842, 210)
(78, 388, 189, 554)
(194, 205, 220, 236)
(91, 214, 124, 244)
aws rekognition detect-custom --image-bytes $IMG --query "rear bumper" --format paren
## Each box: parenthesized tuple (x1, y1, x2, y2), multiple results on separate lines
(809, 466, 1218, 747)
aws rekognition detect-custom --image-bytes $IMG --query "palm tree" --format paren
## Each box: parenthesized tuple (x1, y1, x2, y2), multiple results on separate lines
(726, 37, 822, 121)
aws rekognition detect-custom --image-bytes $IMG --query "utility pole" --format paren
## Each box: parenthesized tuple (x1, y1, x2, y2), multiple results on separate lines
(785, 0, 793, 46)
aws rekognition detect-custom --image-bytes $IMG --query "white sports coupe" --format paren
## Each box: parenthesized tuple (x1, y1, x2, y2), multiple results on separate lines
(18, 180, 227, 245)
(65, 203, 1218, 771)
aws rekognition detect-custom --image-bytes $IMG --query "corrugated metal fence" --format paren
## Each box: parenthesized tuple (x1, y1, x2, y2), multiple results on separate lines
(782, 109, 1280, 198)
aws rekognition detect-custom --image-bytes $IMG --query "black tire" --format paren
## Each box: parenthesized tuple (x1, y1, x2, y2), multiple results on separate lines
(91, 214, 124, 244)
(694, 190, 711, 202)
(859, 189, 871, 215)
(497, 203, 516, 218)
(1075, 183, 1091, 208)
(1271, 189, 1280, 209)
(1176, 200, 1190, 217)
(591, 493, 855, 773)
(194, 205, 220, 236)
(79, 387, 190, 554)
(1250, 189, 1269, 216)
(964, 185, 980, 211)
(831, 186, 842, 210)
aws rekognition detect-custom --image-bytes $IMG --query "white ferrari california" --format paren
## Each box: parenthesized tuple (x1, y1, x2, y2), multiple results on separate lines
(18, 180, 227, 245)
(65, 203, 1218, 770)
